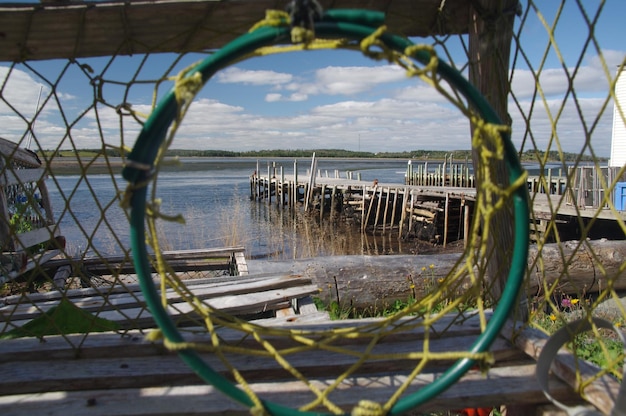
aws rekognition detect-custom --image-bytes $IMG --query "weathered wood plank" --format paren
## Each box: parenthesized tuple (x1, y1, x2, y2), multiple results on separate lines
(38, 246, 246, 276)
(6, 226, 60, 252)
(1, 279, 318, 332)
(1, 268, 264, 306)
(0, 137, 41, 167)
(0, 167, 46, 187)
(0, 363, 574, 415)
(0, 313, 597, 414)
(0, 331, 522, 396)
(0, 0, 472, 62)
(502, 320, 622, 415)
(0, 313, 485, 363)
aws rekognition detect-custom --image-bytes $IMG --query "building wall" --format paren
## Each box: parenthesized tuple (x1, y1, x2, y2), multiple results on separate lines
(610, 65, 626, 167)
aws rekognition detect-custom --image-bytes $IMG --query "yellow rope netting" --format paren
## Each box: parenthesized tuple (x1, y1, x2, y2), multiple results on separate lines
(129, 14, 521, 414)
(0, 1, 624, 414)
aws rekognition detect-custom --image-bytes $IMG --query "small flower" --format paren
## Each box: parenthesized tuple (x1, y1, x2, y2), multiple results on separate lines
(561, 298, 572, 308)
(615, 322, 622, 328)
(549, 314, 557, 322)
(571, 298, 579, 305)
(409, 284, 415, 289)
(421, 266, 427, 272)
(429, 264, 435, 269)
(438, 278, 444, 284)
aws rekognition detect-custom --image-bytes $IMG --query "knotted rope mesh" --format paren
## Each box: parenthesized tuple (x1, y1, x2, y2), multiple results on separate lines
(0, 1, 623, 414)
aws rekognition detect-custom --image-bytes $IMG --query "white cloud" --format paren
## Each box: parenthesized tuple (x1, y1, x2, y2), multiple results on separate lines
(313, 65, 406, 95)
(510, 96, 614, 155)
(216, 67, 293, 86)
(0, 44, 623, 156)
(265, 92, 308, 102)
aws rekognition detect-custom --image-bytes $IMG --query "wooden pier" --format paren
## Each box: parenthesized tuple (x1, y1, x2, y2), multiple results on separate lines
(250, 166, 475, 247)
(250, 159, 626, 245)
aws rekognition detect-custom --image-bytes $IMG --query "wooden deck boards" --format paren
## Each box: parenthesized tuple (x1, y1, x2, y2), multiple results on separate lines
(0, 365, 577, 416)
(0, 0, 472, 62)
(0, 249, 618, 415)
(1, 273, 323, 332)
(531, 193, 626, 221)
(0, 314, 597, 415)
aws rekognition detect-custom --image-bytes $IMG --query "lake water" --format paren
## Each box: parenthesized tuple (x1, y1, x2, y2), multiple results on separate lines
(46, 157, 570, 259)
(47, 157, 415, 259)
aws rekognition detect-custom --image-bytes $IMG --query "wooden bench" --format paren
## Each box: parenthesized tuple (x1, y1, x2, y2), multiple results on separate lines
(1, 277, 620, 416)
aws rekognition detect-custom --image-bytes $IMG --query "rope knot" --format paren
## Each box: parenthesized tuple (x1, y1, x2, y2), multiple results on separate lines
(360, 26, 395, 63)
(248, 10, 290, 32)
(352, 400, 386, 416)
(249, 404, 268, 416)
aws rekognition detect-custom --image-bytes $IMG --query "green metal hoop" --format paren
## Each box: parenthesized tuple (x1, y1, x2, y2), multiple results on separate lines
(122, 9, 529, 415)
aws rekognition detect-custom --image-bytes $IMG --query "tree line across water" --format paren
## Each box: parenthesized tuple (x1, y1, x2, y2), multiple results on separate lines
(43, 148, 601, 163)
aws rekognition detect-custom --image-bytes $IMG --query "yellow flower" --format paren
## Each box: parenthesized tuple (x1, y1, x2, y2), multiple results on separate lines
(438, 278, 444, 283)
(571, 298, 579, 305)
(421, 266, 426, 272)
(409, 284, 415, 289)
(429, 264, 435, 269)
(616, 321, 622, 328)
(549, 314, 557, 322)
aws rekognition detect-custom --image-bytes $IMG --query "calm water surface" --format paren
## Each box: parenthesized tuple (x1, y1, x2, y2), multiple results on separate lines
(47, 158, 414, 259)
(48, 157, 560, 259)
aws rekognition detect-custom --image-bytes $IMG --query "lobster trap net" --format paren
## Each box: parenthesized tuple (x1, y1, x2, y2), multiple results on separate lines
(0, 1, 624, 414)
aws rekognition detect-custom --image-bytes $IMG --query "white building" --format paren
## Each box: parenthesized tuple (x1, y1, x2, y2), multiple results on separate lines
(610, 64, 626, 167)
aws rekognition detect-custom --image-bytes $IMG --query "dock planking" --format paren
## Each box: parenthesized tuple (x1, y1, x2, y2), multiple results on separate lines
(252, 161, 626, 244)
(0, 311, 614, 415)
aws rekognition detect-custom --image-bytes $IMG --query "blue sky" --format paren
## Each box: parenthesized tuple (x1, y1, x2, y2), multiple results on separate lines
(0, 0, 625, 156)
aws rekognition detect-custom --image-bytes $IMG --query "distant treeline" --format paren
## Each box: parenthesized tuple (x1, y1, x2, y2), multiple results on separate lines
(42, 148, 603, 162)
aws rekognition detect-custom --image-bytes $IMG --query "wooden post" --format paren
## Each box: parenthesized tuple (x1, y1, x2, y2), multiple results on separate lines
(547, 168, 552, 195)
(361, 186, 367, 231)
(373, 186, 383, 234)
(305, 153, 316, 211)
(293, 159, 298, 208)
(468, 0, 517, 302)
(382, 188, 391, 234)
(464, 203, 470, 249)
(278, 166, 284, 206)
(443, 192, 450, 248)
(52, 264, 72, 290)
(320, 184, 326, 221)
(256, 160, 261, 200)
(390, 188, 399, 233)
(407, 193, 415, 240)
(399, 187, 409, 240)
(266, 163, 271, 205)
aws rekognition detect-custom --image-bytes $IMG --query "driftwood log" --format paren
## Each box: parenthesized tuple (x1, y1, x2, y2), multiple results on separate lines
(248, 239, 626, 310)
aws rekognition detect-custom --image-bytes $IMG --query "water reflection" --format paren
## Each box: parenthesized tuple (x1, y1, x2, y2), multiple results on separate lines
(46, 158, 448, 258)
